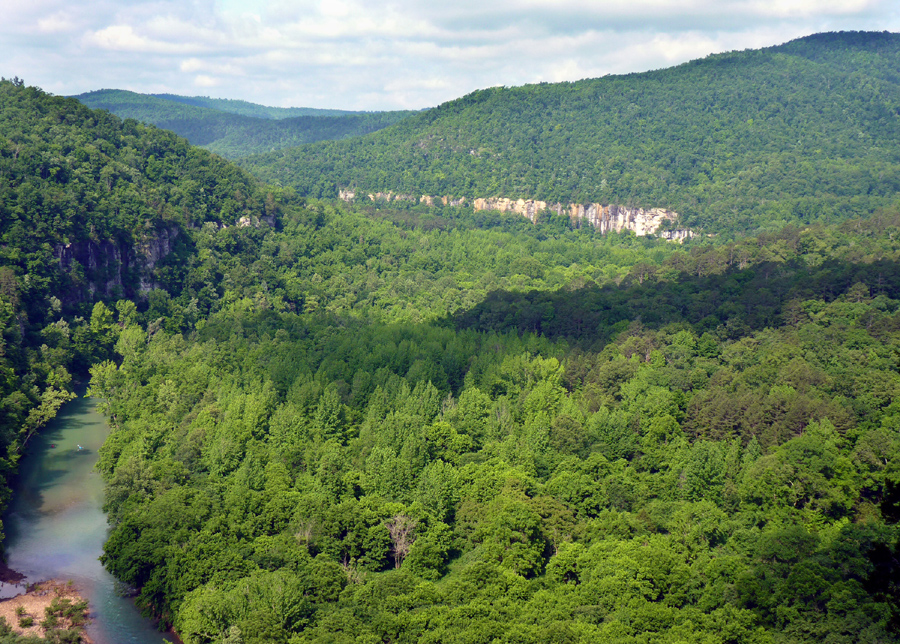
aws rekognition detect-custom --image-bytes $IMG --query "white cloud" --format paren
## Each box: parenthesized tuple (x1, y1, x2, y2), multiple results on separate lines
(193, 74, 220, 87)
(746, 0, 879, 18)
(85, 24, 205, 54)
(0, 0, 896, 109)
(37, 12, 80, 34)
(180, 58, 245, 76)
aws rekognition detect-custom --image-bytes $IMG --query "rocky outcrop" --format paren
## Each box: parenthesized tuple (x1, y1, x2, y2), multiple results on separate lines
(472, 198, 688, 236)
(367, 191, 417, 203)
(339, 188, 693, 239)
(237, 215, 275, 228)
(135, 227, 179, 291)
(658, 228, 694, 242)
(54, 226, 180, 302)
(422, 195, 468, 206)
(54, 239, 126, 302)
(342, 191, 469, 208)
(473, 198, 559, 222)
(566, 203, 684, 237)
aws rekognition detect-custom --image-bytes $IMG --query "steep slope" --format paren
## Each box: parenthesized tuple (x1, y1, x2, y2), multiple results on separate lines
(0, 77, 297, 543)
(74, 90, 413, 159)
(0, 81, 281, 308)
(4, 75, 900, 644)
(242, 31, 900, 235)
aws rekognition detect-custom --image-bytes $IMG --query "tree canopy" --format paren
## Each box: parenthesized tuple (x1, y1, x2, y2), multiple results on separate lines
(74, 90, 413, 159)
(2, 39, 900, 643)
(242, 31, 900, 236)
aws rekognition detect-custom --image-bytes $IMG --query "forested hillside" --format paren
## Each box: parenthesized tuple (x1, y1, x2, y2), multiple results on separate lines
(73, 90, 412, 159)
(91, 203, 900, 644)
(0, 76, 299, 551)
(2, 50, 900, 644)
(243, 31, 900, 236)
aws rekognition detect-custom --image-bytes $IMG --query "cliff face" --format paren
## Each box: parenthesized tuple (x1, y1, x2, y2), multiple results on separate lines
(53, 226, 180, 303)
(473, 197, 553, 223)
(472, 198, 688, 237)
(54, 239, 126, 302)
(135, 227, 179, 292)
(566, 203, 683, 237)
(424, 195, 467, 207)
(349, 190, 692, 238)
(367, 191, 419, 203)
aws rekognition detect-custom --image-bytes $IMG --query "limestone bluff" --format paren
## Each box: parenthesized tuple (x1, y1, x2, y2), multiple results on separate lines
(339, 190, 693, 241)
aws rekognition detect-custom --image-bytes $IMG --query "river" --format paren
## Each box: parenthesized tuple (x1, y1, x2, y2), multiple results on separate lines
(1, 394, 170, 643)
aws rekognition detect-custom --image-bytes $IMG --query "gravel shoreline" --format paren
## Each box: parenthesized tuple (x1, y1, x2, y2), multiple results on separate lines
(0, 579, 91, 642)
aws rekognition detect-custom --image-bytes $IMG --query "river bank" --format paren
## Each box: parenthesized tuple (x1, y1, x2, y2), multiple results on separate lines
(1, 395, 169, 644)
(0, 579, 91, 642)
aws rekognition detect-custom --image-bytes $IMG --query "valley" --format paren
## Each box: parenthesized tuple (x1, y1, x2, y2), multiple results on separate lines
(0, 30, 899, 644)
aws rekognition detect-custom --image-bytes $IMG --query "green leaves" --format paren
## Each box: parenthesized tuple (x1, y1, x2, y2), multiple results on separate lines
(86, 273, 900, 642)
(742, 420, 858, 519)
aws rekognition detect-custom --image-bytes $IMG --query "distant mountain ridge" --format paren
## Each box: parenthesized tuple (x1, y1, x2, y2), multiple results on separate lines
(73, 89, 413, 159)
(149, 93, 361, 119)
(241, 31, 900, 236)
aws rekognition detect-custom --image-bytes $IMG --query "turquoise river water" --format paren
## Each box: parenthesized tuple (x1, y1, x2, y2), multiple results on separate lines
(1, 394, 171, 643)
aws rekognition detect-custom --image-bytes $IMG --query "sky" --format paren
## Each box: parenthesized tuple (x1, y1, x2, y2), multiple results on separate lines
(1, 0, 898, 111)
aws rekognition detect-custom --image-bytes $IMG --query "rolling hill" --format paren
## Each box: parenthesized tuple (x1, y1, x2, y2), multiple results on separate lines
(241, 31, 900, 236)
(150, 93, 358, 119)
(4, 63, 900, 644)
(73, 89, 413, 159)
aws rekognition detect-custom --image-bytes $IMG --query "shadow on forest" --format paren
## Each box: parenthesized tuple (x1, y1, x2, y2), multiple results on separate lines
(445, 257, 900, 349)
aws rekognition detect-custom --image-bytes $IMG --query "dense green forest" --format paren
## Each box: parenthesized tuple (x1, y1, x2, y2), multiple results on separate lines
(0, 75, 303, 554)
(2, 29, 900, 644)
(90, 203, 900, 644)
(73, 90, 413, 159)
(243, 31, 900, 236)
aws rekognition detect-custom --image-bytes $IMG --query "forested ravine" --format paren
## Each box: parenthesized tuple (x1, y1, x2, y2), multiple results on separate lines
(1, 394, 168, 644)
(3, 58, 900, 643)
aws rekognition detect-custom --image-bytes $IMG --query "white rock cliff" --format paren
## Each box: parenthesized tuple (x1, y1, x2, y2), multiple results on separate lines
(347, 191, 692, 239)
